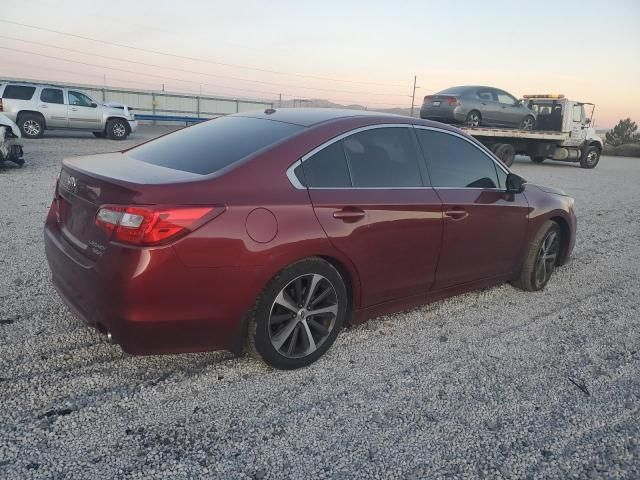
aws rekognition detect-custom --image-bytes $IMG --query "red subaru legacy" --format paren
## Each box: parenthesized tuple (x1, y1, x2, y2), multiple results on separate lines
(45, 109, 576, 369)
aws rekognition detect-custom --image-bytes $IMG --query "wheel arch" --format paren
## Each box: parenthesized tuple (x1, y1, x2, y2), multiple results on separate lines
(106, 116, 131, 133)
(16, 110, 46, 128)
(549, 215, 571, 266)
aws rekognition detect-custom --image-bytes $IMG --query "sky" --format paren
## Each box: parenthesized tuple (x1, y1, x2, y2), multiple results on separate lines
(1, 0, 639, 128)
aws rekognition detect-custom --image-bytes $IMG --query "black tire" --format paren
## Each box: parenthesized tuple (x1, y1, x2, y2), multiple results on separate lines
(579, 145, 600, 169)
(521, 115, 535, 130)
(246, 257, 348, 369)
(106, 118, 130, 140)
(494, 143, 516, 167)
(93, 131, 107, 138)
(531, 156, 545, 163)
(17, 113, 45, 138)
(465, 110, 482, 127)
(511, 220, 561, 292)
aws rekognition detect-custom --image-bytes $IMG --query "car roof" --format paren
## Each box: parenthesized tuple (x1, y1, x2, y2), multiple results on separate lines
(234, 108, 404, 127)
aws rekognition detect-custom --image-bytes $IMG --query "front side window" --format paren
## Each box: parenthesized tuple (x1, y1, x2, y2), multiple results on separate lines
(2, 85, 36, 100)
(572, 104, 583, 123)
(299, 141, 350, 188)
(416, 129, 500, 189)
(496, 91, 517, 105)
(342, 127, 423, 188)
(40, 88, 64, 104)
(68, 91, 94, 107)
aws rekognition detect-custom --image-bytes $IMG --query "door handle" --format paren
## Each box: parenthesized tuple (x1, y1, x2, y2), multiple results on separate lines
(444, 208, 469, 221)
(333, 208, 365, 222)
(40, 104, 48, 108)
(70, 107, 78, 111)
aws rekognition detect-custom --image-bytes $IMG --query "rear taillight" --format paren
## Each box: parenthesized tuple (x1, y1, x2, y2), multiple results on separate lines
(0, 98, 4, 111)
(423, 95, 433, 102)
(95, 205, 219, 246)
(446, 96, 460, 106)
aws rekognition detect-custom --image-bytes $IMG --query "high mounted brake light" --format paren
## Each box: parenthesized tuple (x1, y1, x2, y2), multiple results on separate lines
(95, 205, 220, 246)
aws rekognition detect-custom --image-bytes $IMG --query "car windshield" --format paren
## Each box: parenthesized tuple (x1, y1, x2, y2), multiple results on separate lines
(128, 116, 304, 175)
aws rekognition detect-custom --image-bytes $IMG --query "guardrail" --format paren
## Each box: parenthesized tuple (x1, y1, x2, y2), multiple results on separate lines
(133, 114, 209, 125)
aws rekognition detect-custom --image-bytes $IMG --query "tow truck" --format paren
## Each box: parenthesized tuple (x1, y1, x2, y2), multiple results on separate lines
(460, 95, 603, 169)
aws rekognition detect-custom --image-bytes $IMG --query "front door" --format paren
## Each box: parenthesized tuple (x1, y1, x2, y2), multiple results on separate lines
(301, 126, 443, 308)
(414, 127, 529, 289)
(38, 87, 68, 128)
(565, 102, 588, 147)
(67, 90, 101, 130)
(495, 90, 522, 127)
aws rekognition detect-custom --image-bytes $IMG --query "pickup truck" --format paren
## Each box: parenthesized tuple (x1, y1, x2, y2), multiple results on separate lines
(460, 95, 604, 169)
(0, 82, 137, 140)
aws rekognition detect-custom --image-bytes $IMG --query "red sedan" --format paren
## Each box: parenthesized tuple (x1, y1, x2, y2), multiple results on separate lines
(44, 109, 576, 369)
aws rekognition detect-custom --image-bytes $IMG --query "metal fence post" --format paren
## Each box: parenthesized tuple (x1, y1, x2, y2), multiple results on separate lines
(235, 99, 239, 113)
(152, 92, 157, 126)
(197, 96, 201, 118)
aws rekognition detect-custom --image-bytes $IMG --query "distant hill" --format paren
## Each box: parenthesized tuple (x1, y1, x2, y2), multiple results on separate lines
(278, 98, 415, 117)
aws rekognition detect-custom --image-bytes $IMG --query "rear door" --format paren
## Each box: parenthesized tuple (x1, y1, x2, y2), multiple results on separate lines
(299, 125, 443, 307)
(414, 127, 529, 289)
(474, 88, 500, 125)
(67, 90, 101, 129)
(39, 87, 68, 128)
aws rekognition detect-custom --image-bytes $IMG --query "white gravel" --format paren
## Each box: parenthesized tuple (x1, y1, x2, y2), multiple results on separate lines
(1, 128, 639, 479)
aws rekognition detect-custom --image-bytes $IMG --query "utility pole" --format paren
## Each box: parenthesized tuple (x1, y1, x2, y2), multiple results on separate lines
(410, 75, 418, 117)
(278, 93, 282, 108)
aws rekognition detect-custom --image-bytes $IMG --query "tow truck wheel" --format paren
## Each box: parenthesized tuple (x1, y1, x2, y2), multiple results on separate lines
(580, 146, 600, 169)
(531, 156, 545, 163)
(465, 111, 481, 127)
(494, 143, 516, 167)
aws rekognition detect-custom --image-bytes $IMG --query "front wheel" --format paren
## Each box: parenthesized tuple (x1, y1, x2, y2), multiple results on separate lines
(511, 220, 561, 291)
(521, 116, 535, 130)
(106, 119, 130, 140)
(246, 258, 348, 369)
(580, 146, 600, 169)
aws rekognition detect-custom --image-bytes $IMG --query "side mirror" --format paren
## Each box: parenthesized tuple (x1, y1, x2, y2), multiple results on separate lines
(584, 118, 591, 126)
(91, 102, 97, 108)
(506, 173, 526, 194)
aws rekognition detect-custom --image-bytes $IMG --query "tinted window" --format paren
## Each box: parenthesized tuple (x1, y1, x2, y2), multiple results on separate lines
(68, 90, 94, 107)
(476, 89, 496, 101)
(129, 116, 303, 175)
(2, 85, 36, 100)
(342, 127, 422, 187)
(300, 141, 350, 187)
(416, 129, 499, 189)
(40, 88, 64, 104)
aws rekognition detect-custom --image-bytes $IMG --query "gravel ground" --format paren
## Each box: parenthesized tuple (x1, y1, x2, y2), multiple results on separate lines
(1, 127, 639, 479)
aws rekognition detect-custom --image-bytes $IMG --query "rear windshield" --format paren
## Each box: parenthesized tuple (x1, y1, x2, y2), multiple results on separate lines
(2, 85, 36, 100)
(437, 86, 468, 95)
(128, 116, 303, 175)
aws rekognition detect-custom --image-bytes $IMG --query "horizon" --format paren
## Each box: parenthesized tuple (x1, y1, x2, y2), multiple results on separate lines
(1, 0, 639, 128)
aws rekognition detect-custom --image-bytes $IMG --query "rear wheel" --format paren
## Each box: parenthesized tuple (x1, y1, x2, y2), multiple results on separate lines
(512, 220, 561, 291)
(465, 111, 482, 127)
(246, 258, 348, 369)
(18, 113, 45, 138)
(521, 115, 535, 130)
(580, 145, 600, 169)
(106, 118, 130, 140)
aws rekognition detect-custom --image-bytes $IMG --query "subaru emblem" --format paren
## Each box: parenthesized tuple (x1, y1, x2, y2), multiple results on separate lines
(67, 176, 78, 193)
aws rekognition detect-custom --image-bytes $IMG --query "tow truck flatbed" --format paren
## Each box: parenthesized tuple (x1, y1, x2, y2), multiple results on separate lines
(459, 127, 569, 142)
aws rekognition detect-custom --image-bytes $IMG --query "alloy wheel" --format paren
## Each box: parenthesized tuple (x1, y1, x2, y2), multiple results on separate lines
(534, 229, 560, 288)
(112, 123, 127, 137)
(586, 151, 598, 167)
(269, 274, 338, 359)
(23, 120, 41, 136)
(522, 117, 534, 130)
(467, 113, 480, 127)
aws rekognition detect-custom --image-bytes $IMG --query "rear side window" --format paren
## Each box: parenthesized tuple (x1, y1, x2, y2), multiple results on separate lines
(300, 141, 350, 187)
(40, 88, 64, 104)
(2, 85, 36, 100)
(343, 127, 422, 187)
(416, 129, 500, 189)
(129, 116, 303, 175)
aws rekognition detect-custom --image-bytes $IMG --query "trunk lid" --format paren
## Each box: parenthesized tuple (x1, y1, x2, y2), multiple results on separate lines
(56, 152, 203, 260)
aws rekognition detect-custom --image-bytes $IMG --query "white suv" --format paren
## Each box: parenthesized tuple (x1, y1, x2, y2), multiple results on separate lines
(0, 82, 138, 140)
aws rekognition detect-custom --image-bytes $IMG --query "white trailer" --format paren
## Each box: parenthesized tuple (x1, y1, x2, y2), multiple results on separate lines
(460, 95, 603, 169)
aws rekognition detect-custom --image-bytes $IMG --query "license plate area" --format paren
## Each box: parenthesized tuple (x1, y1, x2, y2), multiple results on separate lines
(431, 101, 441, 106)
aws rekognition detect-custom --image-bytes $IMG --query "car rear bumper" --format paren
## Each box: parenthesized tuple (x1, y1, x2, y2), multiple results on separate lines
(419, 106, 466, 123)
(44, 209, 263, 355)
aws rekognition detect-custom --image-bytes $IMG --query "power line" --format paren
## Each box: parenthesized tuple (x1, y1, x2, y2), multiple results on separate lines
(0, 35, 408, 98)
(0, 46, 405, 107)
(0, 18, 410, 88)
